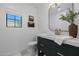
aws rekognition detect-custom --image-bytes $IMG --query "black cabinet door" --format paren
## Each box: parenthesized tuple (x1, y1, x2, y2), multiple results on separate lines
(58, 44, 79, 56)
(37, 37, 59, 56)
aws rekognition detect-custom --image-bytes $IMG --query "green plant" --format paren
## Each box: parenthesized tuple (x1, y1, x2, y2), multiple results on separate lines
(59, 8, 79, 23)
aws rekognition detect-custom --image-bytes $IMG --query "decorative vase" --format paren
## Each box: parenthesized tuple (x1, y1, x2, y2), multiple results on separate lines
(69, 23, 78, 38)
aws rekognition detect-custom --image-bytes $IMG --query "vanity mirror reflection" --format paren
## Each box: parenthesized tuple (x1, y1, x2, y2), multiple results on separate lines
(49, 3, 79, 38)
(49, 3, 72, 32)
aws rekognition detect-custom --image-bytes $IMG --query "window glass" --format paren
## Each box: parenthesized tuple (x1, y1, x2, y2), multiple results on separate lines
(7, 14, 14, 20)
(15, 16, 21, 20)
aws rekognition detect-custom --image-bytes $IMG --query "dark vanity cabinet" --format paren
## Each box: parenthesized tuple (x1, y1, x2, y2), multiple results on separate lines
(37, 37, 59, 56)
(37, 36, 79, 56)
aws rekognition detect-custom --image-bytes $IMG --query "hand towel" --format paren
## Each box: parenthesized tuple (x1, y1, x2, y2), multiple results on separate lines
(54, 35, 73, 45)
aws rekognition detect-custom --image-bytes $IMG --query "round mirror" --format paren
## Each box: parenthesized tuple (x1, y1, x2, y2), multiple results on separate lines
(49, 3, 73, 32)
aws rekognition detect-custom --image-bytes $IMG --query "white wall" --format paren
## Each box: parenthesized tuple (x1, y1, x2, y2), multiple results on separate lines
(0, 3, 38, 55)
(36, 3, 52, 34)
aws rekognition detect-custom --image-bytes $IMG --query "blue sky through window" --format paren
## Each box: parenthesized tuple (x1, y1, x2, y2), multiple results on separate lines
(15, 16, 21, 20)
(7, 14, 14, 20)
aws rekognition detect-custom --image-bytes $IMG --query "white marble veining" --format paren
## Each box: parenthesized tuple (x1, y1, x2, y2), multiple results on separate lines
(63, 38, 79, 47)
(37, 33, 79, 47)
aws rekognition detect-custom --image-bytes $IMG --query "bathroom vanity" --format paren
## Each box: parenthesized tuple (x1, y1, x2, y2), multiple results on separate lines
(37, 34, 79, 56)
(38, 3, 79, 56)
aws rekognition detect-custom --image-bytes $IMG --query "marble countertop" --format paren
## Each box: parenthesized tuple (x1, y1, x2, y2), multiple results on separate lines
(36, 33, 79, 47)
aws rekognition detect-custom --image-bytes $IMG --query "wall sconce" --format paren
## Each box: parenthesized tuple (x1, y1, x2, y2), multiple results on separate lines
(49, 3, 61, 11)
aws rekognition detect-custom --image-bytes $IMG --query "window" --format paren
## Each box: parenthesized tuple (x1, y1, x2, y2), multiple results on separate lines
(6, 13, 22, 28)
